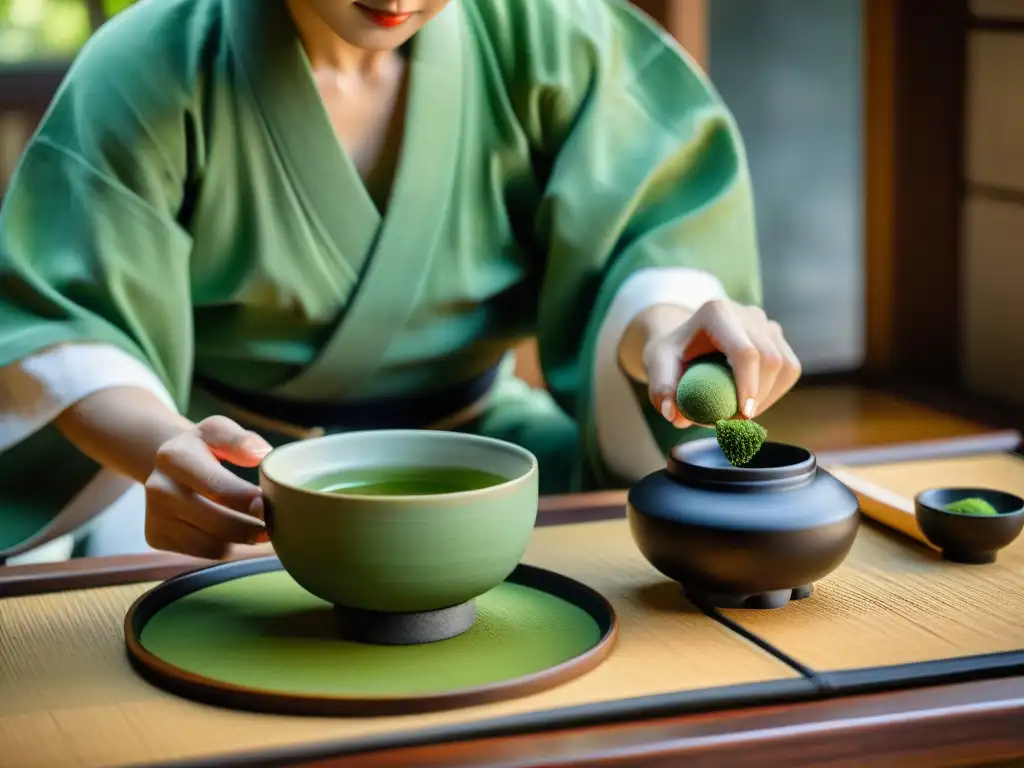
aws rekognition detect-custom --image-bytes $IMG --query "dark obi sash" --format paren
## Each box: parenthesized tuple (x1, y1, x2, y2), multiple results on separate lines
(193, 366, 500, 432)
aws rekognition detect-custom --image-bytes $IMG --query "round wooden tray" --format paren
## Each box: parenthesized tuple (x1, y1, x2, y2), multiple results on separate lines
(125, 557, 618, 716)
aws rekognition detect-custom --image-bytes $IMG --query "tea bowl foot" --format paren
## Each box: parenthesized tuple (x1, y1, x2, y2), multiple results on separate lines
(686, 584, 814, 610)
(941, 549, 997, 565)
(333, 600, 477, 645)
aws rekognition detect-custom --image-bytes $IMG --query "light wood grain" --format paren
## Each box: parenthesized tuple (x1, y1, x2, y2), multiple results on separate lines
(723, 453, 1024, 672)
(0, 519, 794, 768)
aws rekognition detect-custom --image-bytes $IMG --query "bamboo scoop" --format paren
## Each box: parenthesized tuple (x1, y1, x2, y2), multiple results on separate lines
(826, 466, 939, 551)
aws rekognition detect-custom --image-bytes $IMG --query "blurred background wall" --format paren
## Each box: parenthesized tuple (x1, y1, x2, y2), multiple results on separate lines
(710, 0, 864, 375)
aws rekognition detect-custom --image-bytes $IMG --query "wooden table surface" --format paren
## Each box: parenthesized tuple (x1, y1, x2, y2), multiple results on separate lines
(4, 387, 1024, 768)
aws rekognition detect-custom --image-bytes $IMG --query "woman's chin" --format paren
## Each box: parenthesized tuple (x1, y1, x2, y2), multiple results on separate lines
(338, 23, 422, 52)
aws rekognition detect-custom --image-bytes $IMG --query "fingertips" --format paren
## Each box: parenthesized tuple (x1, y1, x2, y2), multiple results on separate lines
(724, 348, 758, 419)
(197, 416, 272, 466)
(701, 302, 760, 418)
(245, 499, 270, 543)
(248, 496, 265, 521)
(660, 397, 677, 422)
(220, 432, 272, 467)
(741, 396, 757, 420)
(147, 471, 267, 546)
(652, 393, 678, 422)
(749, 320, 802, 418)
(644, 336, 683, 392)
(156, 442, 262, 513)
(649, 393, 694, 429)
(240, 432, 273, 461)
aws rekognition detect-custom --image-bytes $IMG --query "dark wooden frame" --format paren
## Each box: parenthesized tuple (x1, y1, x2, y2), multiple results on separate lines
(863, 0, 968, 383)
(273, 680, 1024, 768)
(856, 0, 1024, 442)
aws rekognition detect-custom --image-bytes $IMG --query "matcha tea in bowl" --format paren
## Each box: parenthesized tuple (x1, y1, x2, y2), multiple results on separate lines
(259, 430, 539, 645)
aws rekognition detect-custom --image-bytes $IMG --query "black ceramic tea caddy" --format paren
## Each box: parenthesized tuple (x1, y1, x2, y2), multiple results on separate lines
(627, 437, 860, 609)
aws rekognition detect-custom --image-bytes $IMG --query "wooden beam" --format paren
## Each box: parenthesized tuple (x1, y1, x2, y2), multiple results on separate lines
(863, 0, 896, 374)
(863, 0, 968, 382)
(667, 0, 708, 70)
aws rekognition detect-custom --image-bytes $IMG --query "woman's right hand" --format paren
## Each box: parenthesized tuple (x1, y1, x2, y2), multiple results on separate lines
(144, 416, 272, 560)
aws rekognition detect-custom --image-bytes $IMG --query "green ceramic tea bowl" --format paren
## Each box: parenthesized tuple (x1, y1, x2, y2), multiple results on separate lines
(259, 430, 539, 616)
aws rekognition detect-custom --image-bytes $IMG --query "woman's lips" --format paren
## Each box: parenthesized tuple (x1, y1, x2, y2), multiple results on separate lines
(354, 3, 414, 28)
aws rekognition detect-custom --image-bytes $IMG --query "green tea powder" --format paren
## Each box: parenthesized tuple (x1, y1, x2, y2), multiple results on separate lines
(943, 497, 999, 517)
(715, 419, 767, 467)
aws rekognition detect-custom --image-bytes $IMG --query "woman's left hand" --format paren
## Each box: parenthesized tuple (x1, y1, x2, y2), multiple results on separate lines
(641, 299, 802, 429)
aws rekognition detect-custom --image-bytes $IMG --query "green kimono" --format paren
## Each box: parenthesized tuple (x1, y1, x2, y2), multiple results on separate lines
(0, 0, 761, 556)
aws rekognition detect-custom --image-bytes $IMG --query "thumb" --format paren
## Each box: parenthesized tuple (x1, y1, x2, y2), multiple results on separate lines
(643, 338, 692, 428)
(196, 416, 272, 467)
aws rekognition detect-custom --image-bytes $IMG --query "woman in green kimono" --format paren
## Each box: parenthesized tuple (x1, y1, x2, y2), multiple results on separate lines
(0, 0, 801, 564)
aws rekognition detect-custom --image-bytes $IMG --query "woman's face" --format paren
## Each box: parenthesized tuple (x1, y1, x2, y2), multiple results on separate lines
(300, 0, 453, 51)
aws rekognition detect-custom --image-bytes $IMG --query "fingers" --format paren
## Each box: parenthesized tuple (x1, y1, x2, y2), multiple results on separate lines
(155, 433, 263, 514)
(649, 300, 802, 426)
(145, 472, 267, 553)
(742, 307, 784, 418)
(642, 339, 692, 428)
(689, 301, 760, 418)
(196, 416, 272, 467)
(146, 512, 232, 561)
(143, 416, 271, 559)
(755, 321, 802, 415)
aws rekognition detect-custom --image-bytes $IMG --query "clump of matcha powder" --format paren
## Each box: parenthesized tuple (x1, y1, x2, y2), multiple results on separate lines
(675, 354, 767, 467)
(715, 419, 767, 467)
(944, 497, 999, 517)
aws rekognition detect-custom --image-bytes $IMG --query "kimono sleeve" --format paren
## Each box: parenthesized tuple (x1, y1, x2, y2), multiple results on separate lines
(0, 38, 196, 403)
(0, 25, 196, 554)
(503, 0, 762, 488)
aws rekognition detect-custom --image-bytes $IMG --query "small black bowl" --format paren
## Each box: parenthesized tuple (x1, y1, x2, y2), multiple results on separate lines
(914, 487, 1024, 565)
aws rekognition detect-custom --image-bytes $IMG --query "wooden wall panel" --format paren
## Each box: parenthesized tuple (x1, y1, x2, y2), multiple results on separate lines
(970, 0, 1024, 19)
(960, 12, 1024, 412)
(863, 0, 896, 373)
(965, 32, 1024, 191)
(961, 196, 1024, 407)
